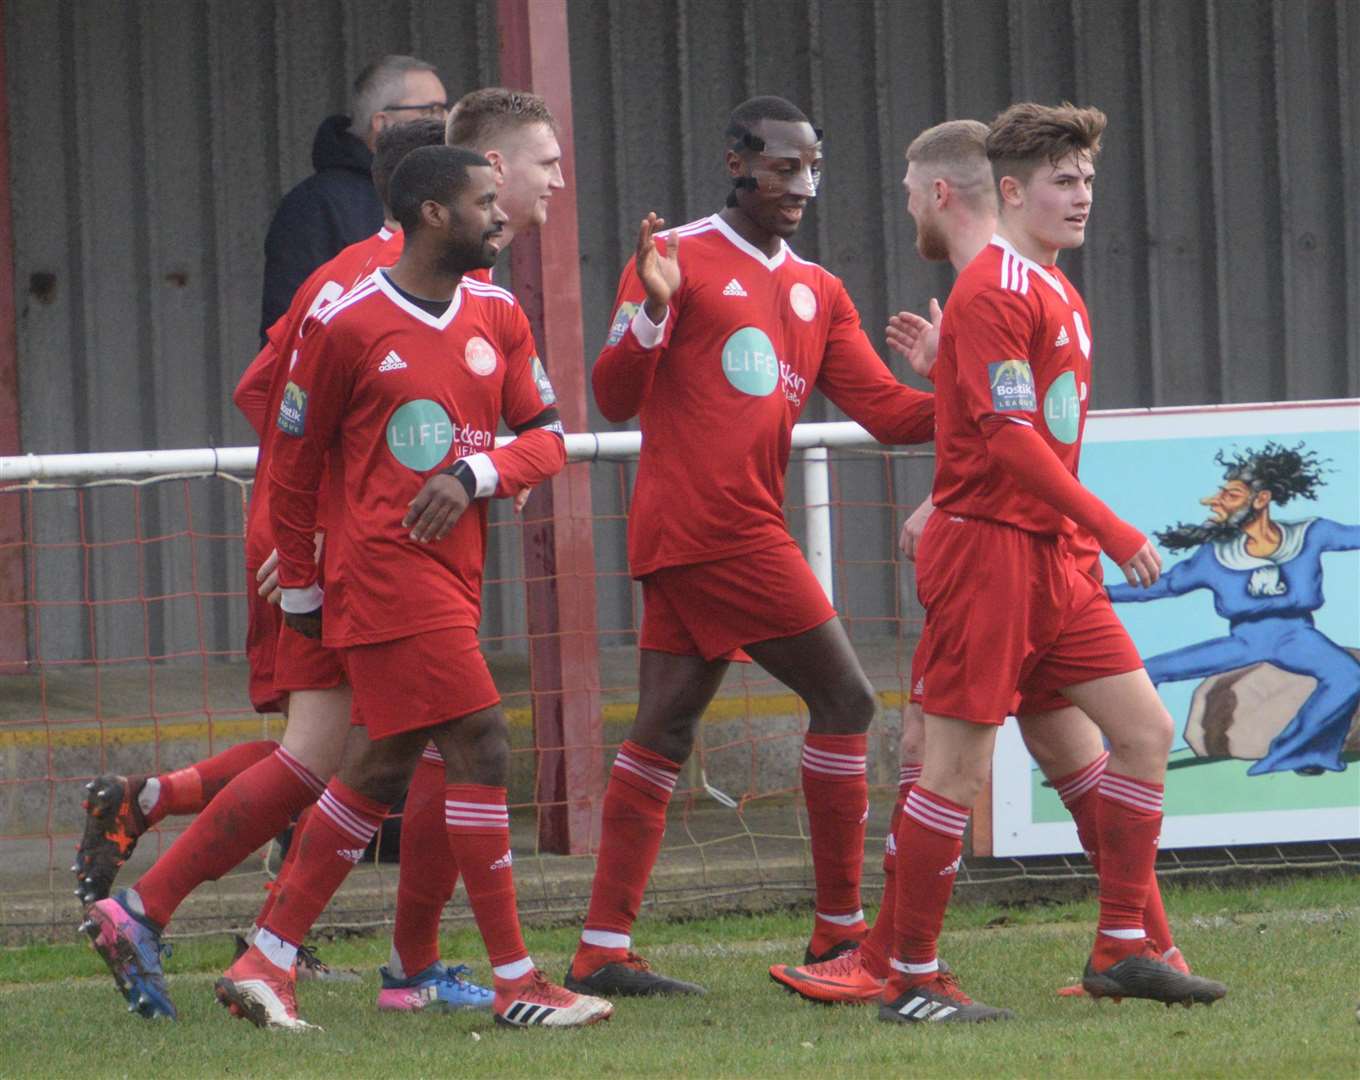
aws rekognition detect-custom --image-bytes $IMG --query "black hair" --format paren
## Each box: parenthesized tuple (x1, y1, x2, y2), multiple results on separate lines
(387, 145, 492, 234)
(725, 95, 811, 154)
(372, 118, 447, 213)
(1155, 442, 1331, 552)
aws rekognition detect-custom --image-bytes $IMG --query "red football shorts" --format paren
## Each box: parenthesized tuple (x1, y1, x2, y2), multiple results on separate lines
(639, 539, 837, 663)
(245, 568, 284, 714)
(913, 514, 1142, 725)
(345, 626, 501, 740)
(273, 618, 347, 696)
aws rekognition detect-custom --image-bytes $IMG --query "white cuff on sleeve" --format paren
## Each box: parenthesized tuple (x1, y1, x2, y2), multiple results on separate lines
(281, 583, 324, 614)
(461, 452, 500, 498)
(630, 304, 667, 348)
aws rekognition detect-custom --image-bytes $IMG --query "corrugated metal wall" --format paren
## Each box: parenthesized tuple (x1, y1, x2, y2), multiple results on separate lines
(7, 0, 1358, 661)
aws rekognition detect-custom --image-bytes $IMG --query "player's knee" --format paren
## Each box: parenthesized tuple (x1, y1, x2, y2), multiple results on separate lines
(899, 706, 926, 763)
(809, 677, 877, 735)
(348, 755, 415, 806)
(1108, 707, 1173, 767)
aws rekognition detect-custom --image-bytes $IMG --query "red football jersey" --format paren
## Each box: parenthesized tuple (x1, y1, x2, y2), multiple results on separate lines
(593, 213, 934, 578)
(235, 228, 405, 570)
(931, 236, 1093, 535)
(268, 270, 564, 647)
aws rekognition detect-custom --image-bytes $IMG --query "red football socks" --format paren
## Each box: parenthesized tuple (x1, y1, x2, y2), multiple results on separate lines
(1091, 771, 1164, 968)
(860, 763, 919, 977)
(802, 733, 870, 956)
(392, 750, 458, 976)
(888, 785, 969, 992)
(262, 779, 390, 947)
(133, 746, 324, 928)
(1054, 753, 1177, 956)
(445, 784, 529, 973)
(145, 739, 279, 826)
(253, 804, 312, 927)
(572, 741, 680, 977)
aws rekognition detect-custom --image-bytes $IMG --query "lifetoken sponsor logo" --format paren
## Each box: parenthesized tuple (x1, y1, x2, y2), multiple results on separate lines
(986, 359, 1037, 412)
(465, 336, 498, 376)
(277, 381, 307, 436)
(779, 361, 807, 406)
(790, 282, 817, 321)
(1042, 370, 1080, 444)
(606, 301, 639, 346)
(721, 326, 779, 396)
(386, 398, 493, 472)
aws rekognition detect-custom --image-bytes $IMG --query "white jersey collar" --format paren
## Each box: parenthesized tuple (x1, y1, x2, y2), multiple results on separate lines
(990, 233, 1068, 302)
(709, 213, 789, 271)
(373, 269, 464, 330)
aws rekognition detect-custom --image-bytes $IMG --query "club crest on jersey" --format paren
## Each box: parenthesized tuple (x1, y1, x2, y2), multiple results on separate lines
(530, 356, 557, 406)
(606, 301, 639, 346)
(277, 381, 307, 436)
(987, 359, 1037, 412)
(1043, 370, 1081, 444)
(721, 326, 780, 396)
(466, 336, 498, 376)
(789, 282, 817, 322)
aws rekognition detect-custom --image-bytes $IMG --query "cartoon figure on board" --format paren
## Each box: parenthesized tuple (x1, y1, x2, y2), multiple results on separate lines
(1107, 443, 1360, 776)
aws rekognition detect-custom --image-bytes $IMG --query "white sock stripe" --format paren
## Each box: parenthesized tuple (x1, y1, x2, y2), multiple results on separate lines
(801, 745, 868, 772)
(906, 789, 969, 826)
(492, 956, 534, 981)
(612, 753, 678, 792)
(890, 957, 939, 975)
(899, 765, 923, 783)
(421, 746, 444, 766)
(275, 747, 325, 795)
(445, 811, 510, 828)
(1098, 775, 1164, 813)
(317, 791, 382, 843)
(905, 799, 969, 837)
(581, 928, 631, 949)
(444, 800, 510, 815)
(1099, 927, 1146, 939)
(1056, 752, 1109, 800)
(816, 909, 865, 926)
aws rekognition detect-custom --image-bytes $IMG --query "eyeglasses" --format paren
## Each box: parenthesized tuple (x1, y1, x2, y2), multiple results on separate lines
(381, 101, 450, 117)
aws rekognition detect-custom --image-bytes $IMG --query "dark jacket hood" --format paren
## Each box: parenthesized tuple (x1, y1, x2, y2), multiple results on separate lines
(311, 114, 373, 175)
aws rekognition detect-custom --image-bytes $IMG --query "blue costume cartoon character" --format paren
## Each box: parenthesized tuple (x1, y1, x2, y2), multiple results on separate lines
(1108, 443, 1360, 776)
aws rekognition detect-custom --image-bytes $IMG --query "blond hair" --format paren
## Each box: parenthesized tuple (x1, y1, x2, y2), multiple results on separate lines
(906, 120, 994, 208)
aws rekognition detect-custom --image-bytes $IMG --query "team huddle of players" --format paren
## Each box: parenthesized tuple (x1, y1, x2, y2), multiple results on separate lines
(74, 88, 1227, 1032)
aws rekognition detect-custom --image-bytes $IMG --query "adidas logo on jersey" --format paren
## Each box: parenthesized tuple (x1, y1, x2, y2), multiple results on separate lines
(378, 350, 408, 372)
(338, 848, 367, 865)
(1054, 325, 1070, 348)
(913, 677, 925, 696)
(722, 278, 747, 297)
(489, 850, 513, 871)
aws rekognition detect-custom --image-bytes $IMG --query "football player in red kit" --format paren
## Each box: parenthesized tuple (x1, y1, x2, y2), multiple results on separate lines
(772, 120, 1199, 1005)
(211, 144, 606, 1030)
(567, 96, 935, 998)
(878, 103, 1226, 1024)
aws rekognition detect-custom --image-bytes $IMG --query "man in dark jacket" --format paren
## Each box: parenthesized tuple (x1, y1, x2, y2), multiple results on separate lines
(259, 55, 448, 338)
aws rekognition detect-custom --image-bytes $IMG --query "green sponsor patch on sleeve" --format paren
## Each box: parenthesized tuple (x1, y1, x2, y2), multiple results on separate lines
(277, 381, 308, 436)
(986, 359, 1037, 412)
(605, 302, 640, 347)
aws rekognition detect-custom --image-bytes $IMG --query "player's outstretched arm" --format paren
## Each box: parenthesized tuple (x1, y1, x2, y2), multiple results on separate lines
(592, 213, 680, 422)
(818, 284, 934, 445)
(885, 297, 942, 381)
(984, 420, 1158, 586)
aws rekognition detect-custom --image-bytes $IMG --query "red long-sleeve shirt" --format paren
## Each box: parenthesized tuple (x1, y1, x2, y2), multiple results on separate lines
(593, 212, 934, 578)
(268, 270, 565, 646)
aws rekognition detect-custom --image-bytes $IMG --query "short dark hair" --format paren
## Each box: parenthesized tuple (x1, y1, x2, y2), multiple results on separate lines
(986, 102, 1106, 184)
(446, 87, 557, 150)
(372, 119, 446, 212)
(387, 145, 492, 234)
(725, 95, 810, 153)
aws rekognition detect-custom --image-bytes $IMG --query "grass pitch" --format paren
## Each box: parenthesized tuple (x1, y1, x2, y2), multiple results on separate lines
(1, 875, 1356, 1078)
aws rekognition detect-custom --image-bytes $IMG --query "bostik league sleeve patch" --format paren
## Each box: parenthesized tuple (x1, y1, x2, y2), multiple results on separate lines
(986, 359, 1037, 412)
(531, 356, 557, 406)
(605, 302, 639, 347)
(277, 381, 308, 436)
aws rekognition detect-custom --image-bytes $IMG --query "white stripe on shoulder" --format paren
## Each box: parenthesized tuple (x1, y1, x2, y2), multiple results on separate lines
(316, 279, 380, 324)
(674, 215, 721, 236)
(462, 279, 516, 305)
